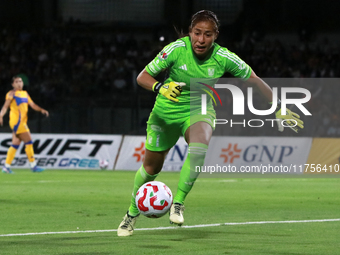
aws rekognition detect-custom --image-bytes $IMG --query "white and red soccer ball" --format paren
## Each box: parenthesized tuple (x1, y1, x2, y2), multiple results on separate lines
(135, 181, 173, 218)
(99, 159, 109, 170)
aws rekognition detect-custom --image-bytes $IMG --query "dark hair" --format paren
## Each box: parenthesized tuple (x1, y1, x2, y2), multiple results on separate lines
(189, 10, 220, 33)
(174, 25, 187, 39)
(11, 75, 21, 84)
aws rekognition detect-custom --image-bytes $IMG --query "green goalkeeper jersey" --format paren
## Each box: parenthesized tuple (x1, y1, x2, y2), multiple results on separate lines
(145, 36, 252, 119)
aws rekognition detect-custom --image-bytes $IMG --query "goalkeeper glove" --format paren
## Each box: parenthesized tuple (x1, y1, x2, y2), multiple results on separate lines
(153, 81, 186, 102)
(274, 101, 304, 133)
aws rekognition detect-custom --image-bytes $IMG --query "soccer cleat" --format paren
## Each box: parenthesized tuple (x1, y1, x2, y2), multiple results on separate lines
(2, 166, 14, 174)
(169, 203, 185, 226)
(117, 212, 139, 237)
(31, 166, 44, 173)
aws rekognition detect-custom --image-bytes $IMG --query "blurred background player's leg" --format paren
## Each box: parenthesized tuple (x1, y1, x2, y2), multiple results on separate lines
(18, 131, 44, 173)
(2, 144, 19, 174)
(2, 132, 21, 174)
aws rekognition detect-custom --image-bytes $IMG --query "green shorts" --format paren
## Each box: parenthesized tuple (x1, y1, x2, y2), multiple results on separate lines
(145, 110, 215, 152)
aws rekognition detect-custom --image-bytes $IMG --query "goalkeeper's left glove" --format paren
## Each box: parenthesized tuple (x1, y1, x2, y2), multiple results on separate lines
(153, 81, 186, 102)
(274, 101, 304, 133)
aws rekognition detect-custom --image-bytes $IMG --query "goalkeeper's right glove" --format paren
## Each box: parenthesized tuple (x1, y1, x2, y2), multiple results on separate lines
(153, 81, 186, 102)
(274, 101, 304, 133)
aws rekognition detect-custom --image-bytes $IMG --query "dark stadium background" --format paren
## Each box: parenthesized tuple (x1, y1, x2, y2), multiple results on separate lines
(0, 0, 339, 136)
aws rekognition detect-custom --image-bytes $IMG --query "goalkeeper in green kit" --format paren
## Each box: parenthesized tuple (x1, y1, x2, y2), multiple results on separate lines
(117, 10, 304, 236)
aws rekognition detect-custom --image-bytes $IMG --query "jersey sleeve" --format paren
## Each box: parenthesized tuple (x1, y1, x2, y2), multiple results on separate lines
(5, 91, 13, 101)
(217, 48, 252, 80)
(145, 39, 185, 77)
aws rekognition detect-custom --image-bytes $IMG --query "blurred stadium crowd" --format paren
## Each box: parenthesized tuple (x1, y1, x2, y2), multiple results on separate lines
(0, 25, 339, 136)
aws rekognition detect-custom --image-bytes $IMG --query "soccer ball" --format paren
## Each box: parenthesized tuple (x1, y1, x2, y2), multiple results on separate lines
(99, 159, 109, 170)
(135, 181, 173, 218)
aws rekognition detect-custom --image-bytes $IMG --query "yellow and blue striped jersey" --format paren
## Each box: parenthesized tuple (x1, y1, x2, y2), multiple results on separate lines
(6, 90, 33, 125)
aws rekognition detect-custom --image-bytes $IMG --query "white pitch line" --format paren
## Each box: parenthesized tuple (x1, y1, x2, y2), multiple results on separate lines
(1, 218, 339, 237)
(3, 180, 75, 184)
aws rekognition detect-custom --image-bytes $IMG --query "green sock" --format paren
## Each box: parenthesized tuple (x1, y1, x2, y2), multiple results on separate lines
(174, 143, 208, 204)
(128, 165, 158, 216)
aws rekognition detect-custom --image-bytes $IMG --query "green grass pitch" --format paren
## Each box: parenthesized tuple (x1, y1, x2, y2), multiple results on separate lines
(0, 169, 339, 254)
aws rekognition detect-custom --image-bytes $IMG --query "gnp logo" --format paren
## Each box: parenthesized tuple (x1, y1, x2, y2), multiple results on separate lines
(220, 143, 295, 163)
(133, 142, 145, 162)
(220, 143, 241, 163)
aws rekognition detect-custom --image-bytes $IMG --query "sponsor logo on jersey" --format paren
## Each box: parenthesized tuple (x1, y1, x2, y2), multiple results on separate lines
(179, 64, 187, 71)
(158, 50, 168, 60)
(208, 68, 215, 76)
(151, 125, 163, 132)
(156, 134, 160, 147)
(239, 61, 246, 70)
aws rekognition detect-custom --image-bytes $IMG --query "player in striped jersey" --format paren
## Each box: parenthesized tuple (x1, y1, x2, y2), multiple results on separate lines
(118, 10, 303, 236)
(0, 76, 49, 174)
